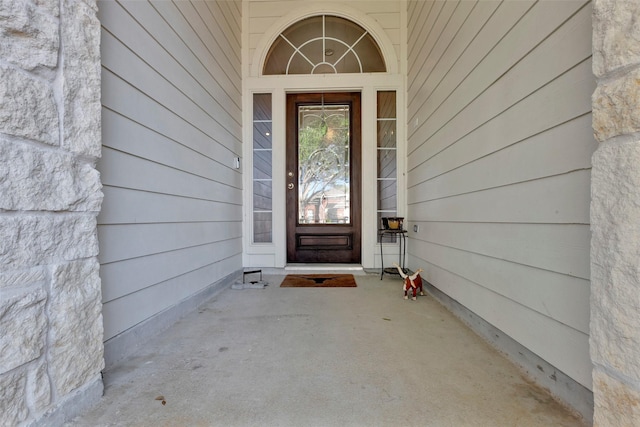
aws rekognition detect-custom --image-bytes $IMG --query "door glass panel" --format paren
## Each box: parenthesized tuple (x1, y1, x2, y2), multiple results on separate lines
(297, 103, 350, 224)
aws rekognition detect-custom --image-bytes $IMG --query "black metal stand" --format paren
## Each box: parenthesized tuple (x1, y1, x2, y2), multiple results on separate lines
(378, 229, 407, 279)
(243, 269, 262, 283)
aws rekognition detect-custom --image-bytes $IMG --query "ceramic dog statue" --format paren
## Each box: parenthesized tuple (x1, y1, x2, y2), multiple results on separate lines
(393, 263, 424, 300)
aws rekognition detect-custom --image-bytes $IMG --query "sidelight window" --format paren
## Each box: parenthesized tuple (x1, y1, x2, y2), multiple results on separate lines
(253, 93, 273, 243)
(377, 91, 397, 241)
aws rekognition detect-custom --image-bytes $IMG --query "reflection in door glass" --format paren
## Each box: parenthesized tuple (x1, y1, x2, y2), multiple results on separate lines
(297, 103, 350, 224)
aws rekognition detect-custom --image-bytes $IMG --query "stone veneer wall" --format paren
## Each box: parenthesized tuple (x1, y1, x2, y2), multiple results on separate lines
(0, 0, 104, 425)
(591, 0, 640, 425)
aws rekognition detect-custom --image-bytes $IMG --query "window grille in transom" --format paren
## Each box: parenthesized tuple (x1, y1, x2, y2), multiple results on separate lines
(263, 15, 386, 75)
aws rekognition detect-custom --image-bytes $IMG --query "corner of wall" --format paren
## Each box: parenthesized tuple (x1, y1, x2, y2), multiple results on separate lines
(423, 282, 594, 423)
(0, 0, 104, 425)
(103, 270, 239, 370)
(591, 1, 640, 424)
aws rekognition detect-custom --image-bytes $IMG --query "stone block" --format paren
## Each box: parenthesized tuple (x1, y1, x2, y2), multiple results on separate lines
(0, 65, 59, 145)
(592, 68, 640, 141)
(48, 259, 104, 396)
(593, 0, 640, 77)
(0, 215, 99, 269)
(0, 267, 46, 290)
(62, 0, 102, 158)
(591, 139, 640, 381)
(0, 287, 47, 373)
(0, 368, 28, 426)
(593, 370, 640, 426)
(27, 358, 51, 413)
(0, 0, 59, 70)
(0, 140, 103, 212)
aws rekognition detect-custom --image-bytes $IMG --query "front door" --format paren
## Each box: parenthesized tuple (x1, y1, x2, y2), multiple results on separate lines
(286, 92, 361, 263)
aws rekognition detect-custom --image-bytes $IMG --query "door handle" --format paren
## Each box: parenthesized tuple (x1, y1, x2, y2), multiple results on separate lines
(287, 183, 294, 190)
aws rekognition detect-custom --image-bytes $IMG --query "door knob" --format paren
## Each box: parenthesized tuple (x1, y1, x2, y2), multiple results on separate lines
(287, 183, 294, 190)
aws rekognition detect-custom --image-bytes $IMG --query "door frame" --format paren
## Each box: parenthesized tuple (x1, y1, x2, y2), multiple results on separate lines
(285, 92, 362, 263)
(242, 74, 405, 269)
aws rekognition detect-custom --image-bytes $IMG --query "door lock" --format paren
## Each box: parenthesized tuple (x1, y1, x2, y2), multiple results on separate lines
(287, 183, 294, 190)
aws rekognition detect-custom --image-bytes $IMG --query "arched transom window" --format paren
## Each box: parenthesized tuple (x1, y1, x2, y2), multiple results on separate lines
(263, 15, 386, 75)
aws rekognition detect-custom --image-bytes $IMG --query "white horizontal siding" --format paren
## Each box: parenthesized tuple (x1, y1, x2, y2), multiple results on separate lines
(99, 222, 241, 266)
(409, 3, 593, 159)
(417, 260, 592, 388)
(410, 239, 590, 333)
(99, 187, 241, 225)
(100, 241, 240, 303)
(414, 170, 592, 224)
(97, 0, 242, 342)
(101, 253, 241, 340)
(416, 222, 590, 280)
(407, 0, 595, 390)
(99, 147, 240, 204)
(407, 114, 596, 197)
(102, 109, 238, 186)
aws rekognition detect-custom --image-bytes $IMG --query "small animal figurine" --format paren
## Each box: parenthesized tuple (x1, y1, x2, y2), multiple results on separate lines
(393, 263, 424, 301)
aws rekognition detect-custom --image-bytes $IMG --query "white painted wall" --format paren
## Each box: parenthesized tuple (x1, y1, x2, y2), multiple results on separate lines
(406, 0, 596, 391)
(97, 0, 243, 345)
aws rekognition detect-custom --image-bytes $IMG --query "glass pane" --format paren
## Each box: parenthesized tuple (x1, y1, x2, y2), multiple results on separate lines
(253, 122, 272, 149)
(323, 39, 349, 66)
(324, 15, 367, 45)
(287, 52, 314, 74)
(281, 16, 323, 47)
(299, 40, 324, 67)
(253, 94, 272, 120)
(377, 121, 396, 148)
(356, 36, 386, 72)
(377, 149, 396, 179)
(298, 103, 350, 224)
(334, 50, 362, 74)
(377, 179, 397, 211)
(253, 181, 272, 211)
(263, 39, 294, 75)
(253, 212, 272, 243)
(253, 150, 272, 180)
(377, 91, 396, 118)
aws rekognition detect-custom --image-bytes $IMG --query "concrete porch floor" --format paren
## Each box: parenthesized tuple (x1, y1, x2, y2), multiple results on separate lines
(67, 272, 586, 426)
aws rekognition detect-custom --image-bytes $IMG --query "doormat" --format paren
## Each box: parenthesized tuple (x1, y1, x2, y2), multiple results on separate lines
(280, 274, 357, 288)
